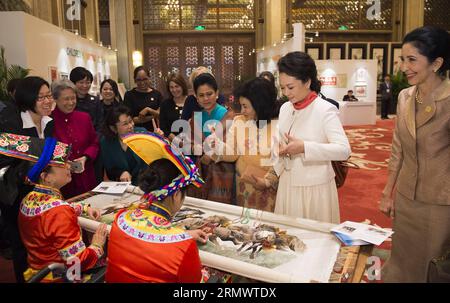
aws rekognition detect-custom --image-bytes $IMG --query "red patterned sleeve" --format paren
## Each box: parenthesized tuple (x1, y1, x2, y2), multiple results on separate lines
(177, 240, 202, 283)
(44, 206, 102, 271)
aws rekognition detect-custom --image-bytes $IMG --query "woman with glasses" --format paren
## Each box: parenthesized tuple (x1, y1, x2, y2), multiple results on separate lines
(51, 80, 99, 199)
(70, 67, 104, 133)
(123, 66, 163, 132)
(0, 76, 56, 282)
(100, 106, 147, 185)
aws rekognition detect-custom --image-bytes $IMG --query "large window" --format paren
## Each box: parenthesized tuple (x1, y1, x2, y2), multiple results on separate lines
(142, 0, 255, 31)
(289, 0, 393, 31)
(424, 0, 450, 30)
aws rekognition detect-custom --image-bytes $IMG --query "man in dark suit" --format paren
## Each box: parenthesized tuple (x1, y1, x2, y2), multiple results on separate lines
(343, 90, 358, 101)
(379, 75, 393, 119)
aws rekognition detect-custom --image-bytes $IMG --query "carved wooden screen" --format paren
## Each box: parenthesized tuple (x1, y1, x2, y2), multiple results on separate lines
(289, 0, 393, 31)
(424, 0, 450, 30)
(144, 34, 255, 97)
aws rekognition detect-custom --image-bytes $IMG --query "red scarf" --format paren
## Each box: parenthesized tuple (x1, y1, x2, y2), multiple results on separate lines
(293, 91, 318, 110)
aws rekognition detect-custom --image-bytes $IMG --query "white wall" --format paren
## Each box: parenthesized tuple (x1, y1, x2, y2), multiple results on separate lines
(315, 59, 378, 102)
(257, 23, 305, 75)
(0, 11, 118, 93)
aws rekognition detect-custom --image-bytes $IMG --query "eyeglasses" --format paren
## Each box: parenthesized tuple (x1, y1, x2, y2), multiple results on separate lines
(37, 94, 54, 102)
(135, 78, 150, 82)
(117, 119, 134, 127)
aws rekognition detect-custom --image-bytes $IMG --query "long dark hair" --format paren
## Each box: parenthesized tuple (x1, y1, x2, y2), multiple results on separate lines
(100, 79, 122, 102)
(277, 51, 321, 93)
(403, 26, 450, 76)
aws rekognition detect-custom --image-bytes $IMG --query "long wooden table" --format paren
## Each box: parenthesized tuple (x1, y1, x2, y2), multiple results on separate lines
(70, 191, 373, 283)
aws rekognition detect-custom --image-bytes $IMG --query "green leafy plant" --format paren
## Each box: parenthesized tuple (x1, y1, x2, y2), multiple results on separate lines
(390, 70, 410, 112)
(391, 70, 410, 101)
(0, 46, 30, 100)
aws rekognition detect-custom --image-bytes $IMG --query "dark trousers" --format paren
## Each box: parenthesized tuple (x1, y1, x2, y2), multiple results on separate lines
(381, 97, 392, 118)
(2, 204, 27, 283)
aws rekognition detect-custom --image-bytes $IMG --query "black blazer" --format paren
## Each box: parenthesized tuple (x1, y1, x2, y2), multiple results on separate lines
(380, 82, 393, 99)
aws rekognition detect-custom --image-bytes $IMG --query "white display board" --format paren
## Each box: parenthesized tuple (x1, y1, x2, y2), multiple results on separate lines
(257, 23, 305, 77)
(315, 59, 378, 103)
(0, 11, 118, 94)
(78, 189, 342, 283)
(337, 101, 377, 126)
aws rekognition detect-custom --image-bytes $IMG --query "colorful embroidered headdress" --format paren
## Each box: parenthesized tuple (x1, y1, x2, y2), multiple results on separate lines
(121, 132, 204, 203)
(0, 132, 71, 183)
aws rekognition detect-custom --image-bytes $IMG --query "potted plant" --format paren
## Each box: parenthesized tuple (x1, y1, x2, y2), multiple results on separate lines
(0, 46, 30, 100)
(390, 70, 410, 114)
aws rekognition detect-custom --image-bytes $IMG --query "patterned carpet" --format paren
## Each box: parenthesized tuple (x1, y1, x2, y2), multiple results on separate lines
(339, 118, 395, 234)
(339, 118, 396, 282)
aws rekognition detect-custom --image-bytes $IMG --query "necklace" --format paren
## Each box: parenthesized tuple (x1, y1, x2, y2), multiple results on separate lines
(415, 89, 423, 104)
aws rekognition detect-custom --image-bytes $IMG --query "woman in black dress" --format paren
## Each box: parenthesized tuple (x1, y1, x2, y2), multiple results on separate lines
(159, 73, 196, 141)
(123, 66, 163, 132)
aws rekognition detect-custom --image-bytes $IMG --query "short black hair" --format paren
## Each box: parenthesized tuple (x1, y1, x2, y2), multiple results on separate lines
(278, 51, 321, 93)
(133, 66, 150, 80)
(234, 77, 276, 127)
(347, 90, 353, 93)
(402, 26, 450, 76)
(138, 158, 186, 198)
(102, 105, 132, 139)
(70, 66, 93, 83)
(193, 73, 218, 94)
(15, 76, 50, 113)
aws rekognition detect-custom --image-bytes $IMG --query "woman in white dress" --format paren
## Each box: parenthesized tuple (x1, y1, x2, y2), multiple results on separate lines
(253, 52, 351, 223)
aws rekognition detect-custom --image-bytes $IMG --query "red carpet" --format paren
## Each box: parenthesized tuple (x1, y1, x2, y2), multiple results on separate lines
(339, 118, 395, 251)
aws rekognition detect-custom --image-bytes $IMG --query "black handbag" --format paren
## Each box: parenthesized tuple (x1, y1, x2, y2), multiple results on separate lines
(427, 249, 450, 283)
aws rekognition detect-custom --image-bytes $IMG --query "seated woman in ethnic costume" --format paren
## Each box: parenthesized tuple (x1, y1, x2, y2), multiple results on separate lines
(0, 132, 108, 282)
(105, 132, 207, 283)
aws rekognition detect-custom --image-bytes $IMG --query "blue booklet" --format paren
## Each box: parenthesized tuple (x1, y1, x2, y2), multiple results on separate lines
(332, 232, 371, 246)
